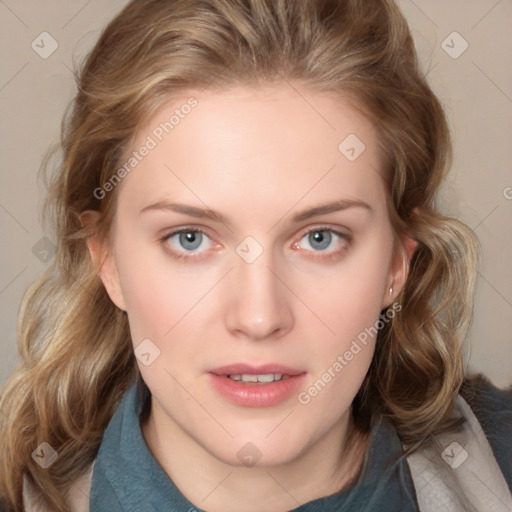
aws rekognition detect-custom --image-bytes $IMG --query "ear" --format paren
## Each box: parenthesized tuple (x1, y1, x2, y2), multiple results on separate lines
(80, 211, 127, 312)
(381, 230, 418, 310)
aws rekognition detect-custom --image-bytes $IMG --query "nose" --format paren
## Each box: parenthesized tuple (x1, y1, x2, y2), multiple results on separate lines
(224, 246, 294, 341)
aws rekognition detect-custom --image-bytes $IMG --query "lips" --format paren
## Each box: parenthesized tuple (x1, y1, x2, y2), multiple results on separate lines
(208, 363, 307, 407)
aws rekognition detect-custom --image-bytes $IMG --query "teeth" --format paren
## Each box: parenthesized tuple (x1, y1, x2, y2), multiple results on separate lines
(227, 373, 287, 383)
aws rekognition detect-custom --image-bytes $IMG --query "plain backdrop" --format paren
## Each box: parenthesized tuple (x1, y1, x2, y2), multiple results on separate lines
(0, 0, 511, 388)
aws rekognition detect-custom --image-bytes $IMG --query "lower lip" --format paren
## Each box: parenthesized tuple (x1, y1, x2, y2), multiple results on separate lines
(208, 373, 306, 407)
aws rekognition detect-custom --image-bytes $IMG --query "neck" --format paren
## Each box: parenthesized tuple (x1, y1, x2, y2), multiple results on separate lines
(140, 400, 369, 512)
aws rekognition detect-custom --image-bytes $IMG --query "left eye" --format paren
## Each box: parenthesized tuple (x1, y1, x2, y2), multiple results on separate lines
(295, 229, 349, 252)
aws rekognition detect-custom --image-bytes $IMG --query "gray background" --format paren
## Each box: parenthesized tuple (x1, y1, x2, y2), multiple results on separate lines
(0, 0, 511, 388)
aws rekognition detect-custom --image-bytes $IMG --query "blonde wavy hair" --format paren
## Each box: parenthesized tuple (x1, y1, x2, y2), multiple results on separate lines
(0, 0, 481, 510)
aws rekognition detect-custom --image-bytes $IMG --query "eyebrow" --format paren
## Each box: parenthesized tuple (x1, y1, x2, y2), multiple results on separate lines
(139, 198, 373, 225)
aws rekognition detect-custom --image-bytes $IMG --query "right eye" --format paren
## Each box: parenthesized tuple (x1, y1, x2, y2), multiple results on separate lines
(161, 228, 216, 260)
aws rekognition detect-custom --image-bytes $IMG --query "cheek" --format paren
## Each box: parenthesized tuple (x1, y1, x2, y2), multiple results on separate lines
(291, 236, 391, 413)
(114, 238, 203, 343)
(295, 239, 391, 343)
(117, 262, 210, 393)
(295, 262, 385, 418)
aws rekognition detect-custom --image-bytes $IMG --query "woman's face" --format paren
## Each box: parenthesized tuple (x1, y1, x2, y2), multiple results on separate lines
(94, 83, 413, 468)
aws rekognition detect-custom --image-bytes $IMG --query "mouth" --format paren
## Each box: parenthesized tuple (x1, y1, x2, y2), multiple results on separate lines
(208, 363, 306, 407)
(210, 363, 304, 382)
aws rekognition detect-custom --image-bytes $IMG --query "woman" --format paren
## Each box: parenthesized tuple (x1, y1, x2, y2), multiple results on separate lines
(0, 0, 510, 511)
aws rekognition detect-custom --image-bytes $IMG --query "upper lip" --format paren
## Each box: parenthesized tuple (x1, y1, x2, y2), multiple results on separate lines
(209, 363, 305, 376)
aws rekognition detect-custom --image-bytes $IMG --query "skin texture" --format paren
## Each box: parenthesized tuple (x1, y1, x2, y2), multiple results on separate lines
(85, 83, 418, 512)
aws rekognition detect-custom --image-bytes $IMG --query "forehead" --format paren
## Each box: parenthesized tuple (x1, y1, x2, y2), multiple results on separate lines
(115, 84, 387, 223)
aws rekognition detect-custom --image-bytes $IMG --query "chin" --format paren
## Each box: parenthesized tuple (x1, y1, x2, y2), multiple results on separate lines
(204, 435, 308, 469)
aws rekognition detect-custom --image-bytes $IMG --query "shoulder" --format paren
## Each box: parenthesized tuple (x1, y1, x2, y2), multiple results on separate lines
(405, 373, 512, 511)
(22, 460, 95, 512)
(459, 372, 512, 491)
(459, 372, 512, 414)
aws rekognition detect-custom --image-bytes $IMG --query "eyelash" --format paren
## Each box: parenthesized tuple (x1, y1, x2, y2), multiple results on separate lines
(160, 225, 352, 262)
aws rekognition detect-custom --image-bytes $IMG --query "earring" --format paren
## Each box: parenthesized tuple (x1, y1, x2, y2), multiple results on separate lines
(389, 286, 393, 295)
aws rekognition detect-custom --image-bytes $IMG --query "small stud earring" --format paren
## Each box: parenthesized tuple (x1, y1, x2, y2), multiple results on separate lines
(389, 286, 393, 295)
